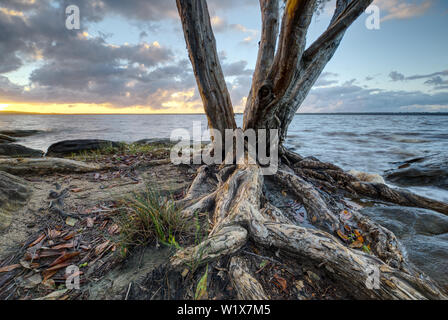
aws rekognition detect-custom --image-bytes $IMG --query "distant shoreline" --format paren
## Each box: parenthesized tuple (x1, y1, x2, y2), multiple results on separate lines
(1, 111, 448, 116)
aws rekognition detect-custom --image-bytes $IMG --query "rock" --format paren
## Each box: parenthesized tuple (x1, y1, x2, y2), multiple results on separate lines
(361, 205, 448, 287)
(0, 143, 44, 158)
(0, 130, 42, 137)
(46, 139, 121, 157)
(0, 171, 32, 230)
(348, 169, 385, 184)
(385, 154, 448, 190)
(0, 158, 102, 175)
(0, 134, 17, 144)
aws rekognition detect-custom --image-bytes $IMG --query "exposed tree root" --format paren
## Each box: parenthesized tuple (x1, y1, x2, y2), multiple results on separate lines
(167, 151, 448, 300)
(229, 256, 269, 300)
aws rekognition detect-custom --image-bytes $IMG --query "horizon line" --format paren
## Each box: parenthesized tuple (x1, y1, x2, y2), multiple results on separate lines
(1, 111, 448, 116)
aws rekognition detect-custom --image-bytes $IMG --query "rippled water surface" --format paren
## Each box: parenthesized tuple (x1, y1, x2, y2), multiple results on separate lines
(1, 113, 447, 201)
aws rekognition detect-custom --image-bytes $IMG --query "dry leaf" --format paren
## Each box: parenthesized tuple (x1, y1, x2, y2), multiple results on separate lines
(349, 240, 363, 249)
(70, 188, 83, 193)
(95, 240, 111, 256)
(65, 217, 78, 227)
(337, 230, 349, 241)
(28, 233, 46, 248)
(51, 241, 74, 250)
(273, 274, 288, 293)
(46, 262, 71, 272)
(108, 224, 120, 235)
(63, 232, 76, 241)
(86, 217, 94, 228)
(0, 264, 21, 273)
(48, 229, 61, 239)
(49, 251, 80, 267)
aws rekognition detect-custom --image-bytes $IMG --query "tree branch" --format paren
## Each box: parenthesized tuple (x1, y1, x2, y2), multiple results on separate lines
(245, 0, 280, 112)
(176, 0, 236, 135)
(267, 0, 318, 96)
(276, 0, 373, 141)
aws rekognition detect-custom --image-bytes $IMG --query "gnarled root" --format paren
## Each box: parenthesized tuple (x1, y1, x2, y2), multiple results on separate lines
(168, 151, 448, 300)
(229, 256, 269, 300)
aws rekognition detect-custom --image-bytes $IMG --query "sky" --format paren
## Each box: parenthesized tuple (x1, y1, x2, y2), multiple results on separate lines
(0, 0, 447, 114)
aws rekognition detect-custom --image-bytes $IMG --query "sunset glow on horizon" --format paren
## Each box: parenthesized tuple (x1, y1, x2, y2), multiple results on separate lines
(1, 0, 447, 114)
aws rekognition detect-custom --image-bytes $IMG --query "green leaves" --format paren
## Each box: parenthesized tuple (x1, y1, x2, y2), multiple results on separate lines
(195, 265, 208, 300)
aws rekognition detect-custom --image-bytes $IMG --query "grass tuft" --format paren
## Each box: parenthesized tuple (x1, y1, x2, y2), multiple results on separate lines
(116, 185, 195, 256)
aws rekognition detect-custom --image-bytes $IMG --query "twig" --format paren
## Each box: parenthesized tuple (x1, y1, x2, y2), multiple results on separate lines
(125, 282, 132, 300)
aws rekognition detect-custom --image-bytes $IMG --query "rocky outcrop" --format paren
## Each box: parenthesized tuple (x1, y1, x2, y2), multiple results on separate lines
(0, 130, 42, 137)
(0, 171, 32, 230)
(361, 205, 448, 288)
(385, 154, 448, 190)
(46, 139, 120, 157)
(0, 134, 17, 144)
(0, 158, 102, 175)
(0, 144, 44, 158)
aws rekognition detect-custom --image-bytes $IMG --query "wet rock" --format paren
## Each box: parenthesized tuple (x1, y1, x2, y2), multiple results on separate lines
(0, 171, 32, 230)
(361, 205, 448, 287)
(46, 139, 120, 157)
(0, 134, 17, 144)
(0, 158, 102, 175)
(385, 154, 448, 190)
(0, 143, 44, 158)
(0, 130, 42, 137)
(348, 170, 385, 184)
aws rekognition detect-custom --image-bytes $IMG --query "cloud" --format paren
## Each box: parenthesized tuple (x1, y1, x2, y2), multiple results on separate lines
(301, 79, 448, 113)
(389, 71, 406, 81)
(211, 16, 259, 44)
(374, 0, 432, 22)
(388, 69, 448, 90)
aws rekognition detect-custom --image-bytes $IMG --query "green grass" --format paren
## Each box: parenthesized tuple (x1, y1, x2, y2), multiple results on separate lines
(116, 185, 196, 257)
(67, 142, 169, 161)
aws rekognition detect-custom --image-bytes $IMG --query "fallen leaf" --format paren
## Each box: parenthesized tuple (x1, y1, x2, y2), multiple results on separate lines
(65, 217, 78, 227)
(349, 240, 364, 249)
(46, 262, 71, 272)
(70, 188, 83, 193)
(48, 229, 61, 239)
(95, 240, 111, 256)
(49, 251, 80, 267)
(63, 232, 76, 241)
(43, 270, 58, 282)
(28, 233, 46, 248)
(19, 260, 39, 269)
(22, 273, 42, 288)
(0, 264, 21, 273)
(86, 217, 94, 228)
(51, 241, 74, 250)
(273, 274, 288, 293)
(108, 223, 120, 235)
(34, 289, 68, 300)
(337, 230, 349, 241)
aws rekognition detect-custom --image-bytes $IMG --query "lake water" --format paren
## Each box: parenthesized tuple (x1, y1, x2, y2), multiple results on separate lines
(1, 113, 447, 201)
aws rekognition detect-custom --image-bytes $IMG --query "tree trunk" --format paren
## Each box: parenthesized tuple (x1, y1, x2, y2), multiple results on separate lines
(168, 0, 448, 300)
